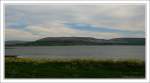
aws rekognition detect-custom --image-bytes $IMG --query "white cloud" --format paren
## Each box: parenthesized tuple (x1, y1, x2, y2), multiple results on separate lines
(5, 4, 145, 40)
(5, 28, 40, 41)
(6, 23, 121, 41)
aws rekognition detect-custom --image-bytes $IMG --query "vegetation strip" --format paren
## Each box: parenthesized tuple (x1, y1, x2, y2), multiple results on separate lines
(5, 57, 145, 78)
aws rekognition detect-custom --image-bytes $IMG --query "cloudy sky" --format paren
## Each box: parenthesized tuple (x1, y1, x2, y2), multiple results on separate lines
(5, 4, 145, 41)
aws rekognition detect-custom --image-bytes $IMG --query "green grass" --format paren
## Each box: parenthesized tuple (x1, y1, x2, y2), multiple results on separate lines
(5, 57, 145, 78)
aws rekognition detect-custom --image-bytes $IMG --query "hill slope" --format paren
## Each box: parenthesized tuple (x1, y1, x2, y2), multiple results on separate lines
(5, 37, 145, 46)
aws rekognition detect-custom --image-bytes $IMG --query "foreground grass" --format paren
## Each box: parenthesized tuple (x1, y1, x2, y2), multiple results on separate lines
(5, 57, 145, 78)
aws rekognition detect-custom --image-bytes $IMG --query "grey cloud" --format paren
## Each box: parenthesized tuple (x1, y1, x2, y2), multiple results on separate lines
(5, 4, 145, 40)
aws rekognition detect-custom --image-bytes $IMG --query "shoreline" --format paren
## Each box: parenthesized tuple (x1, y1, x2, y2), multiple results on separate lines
(5, 55, 145, 62)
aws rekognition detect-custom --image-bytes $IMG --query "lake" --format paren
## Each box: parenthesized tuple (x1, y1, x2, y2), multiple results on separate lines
(5, 46, 145, 60)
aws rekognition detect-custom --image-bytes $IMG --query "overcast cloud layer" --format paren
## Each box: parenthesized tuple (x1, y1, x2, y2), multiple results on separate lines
(1, 0, 146, 1)
(5, 4, 145, 41)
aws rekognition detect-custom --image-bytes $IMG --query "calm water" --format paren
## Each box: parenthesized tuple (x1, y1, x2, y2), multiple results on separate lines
(5, 46, 145, 60)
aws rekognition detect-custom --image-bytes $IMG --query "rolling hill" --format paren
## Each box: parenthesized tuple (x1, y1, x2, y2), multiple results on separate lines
(5, 37, 145, 46)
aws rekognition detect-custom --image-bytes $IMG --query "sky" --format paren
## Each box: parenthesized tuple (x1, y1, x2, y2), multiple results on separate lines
(2, 0, 146, 1)
(5, 4, 145, 41)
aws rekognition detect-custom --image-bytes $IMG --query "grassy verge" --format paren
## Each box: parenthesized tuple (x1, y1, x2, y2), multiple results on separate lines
(5, 57, 145, 78)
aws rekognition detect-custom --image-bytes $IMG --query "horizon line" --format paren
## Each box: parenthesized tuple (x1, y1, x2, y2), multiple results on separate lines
(5, 36, 145, 41)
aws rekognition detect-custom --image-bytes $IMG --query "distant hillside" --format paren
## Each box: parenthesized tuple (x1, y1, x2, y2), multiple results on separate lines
(5, 37, 145, 46)
(109, 38, 145, 45)
(5, 41, 28, 45)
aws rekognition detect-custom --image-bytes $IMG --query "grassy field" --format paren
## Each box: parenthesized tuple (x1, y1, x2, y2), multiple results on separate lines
(5, 57, 145, 78)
